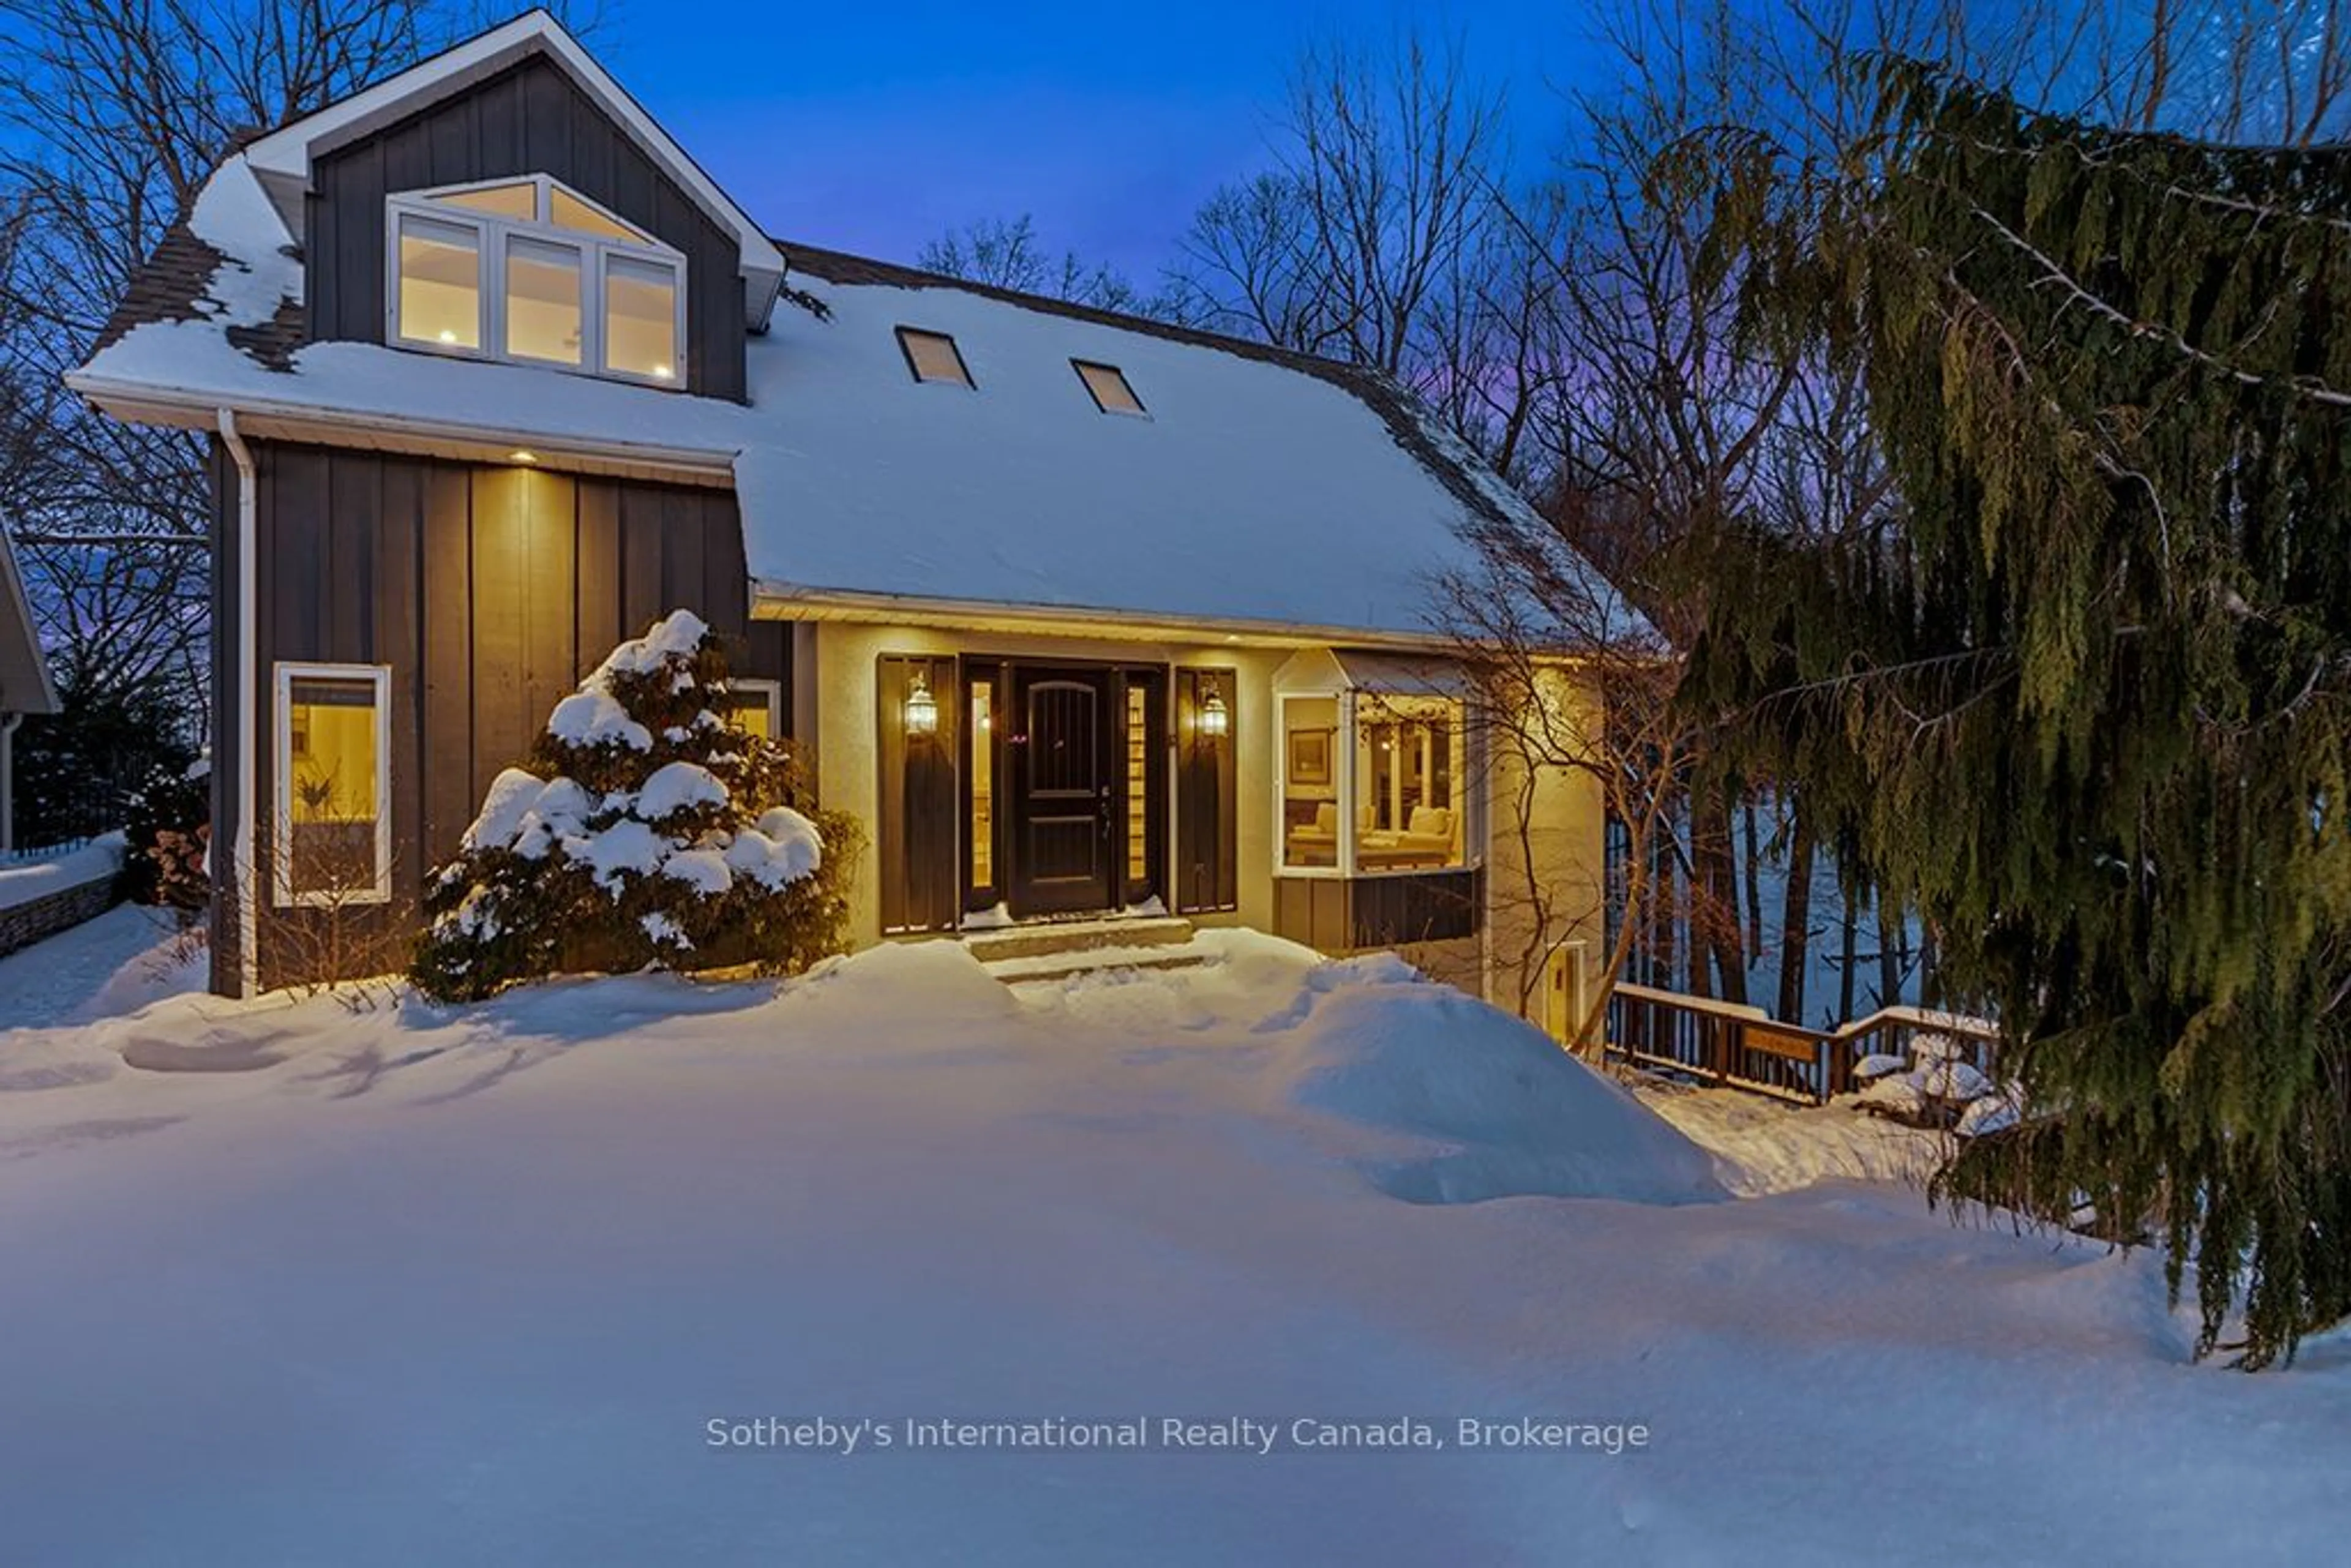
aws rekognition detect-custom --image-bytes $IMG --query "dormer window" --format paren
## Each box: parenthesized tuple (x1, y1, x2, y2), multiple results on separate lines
(386, 176, 684, 387)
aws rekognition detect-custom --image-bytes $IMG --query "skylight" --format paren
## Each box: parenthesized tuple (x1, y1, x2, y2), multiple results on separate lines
(897, 328, 975, 388)
(1074, 360, 1145, 415)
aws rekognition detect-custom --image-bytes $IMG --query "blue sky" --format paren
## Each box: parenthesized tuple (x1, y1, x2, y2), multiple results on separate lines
(587, 1, 1610, 280)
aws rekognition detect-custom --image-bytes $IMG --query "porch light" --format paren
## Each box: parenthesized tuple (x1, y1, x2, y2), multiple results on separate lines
(904, 671, 939, 735)
(1199, 681, 1229, 739)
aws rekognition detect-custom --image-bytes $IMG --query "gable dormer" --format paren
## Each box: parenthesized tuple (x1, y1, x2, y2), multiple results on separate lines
(240, 11, 781, 402)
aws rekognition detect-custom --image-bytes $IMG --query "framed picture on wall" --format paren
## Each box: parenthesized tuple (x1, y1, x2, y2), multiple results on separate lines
(1287, 728, 1332, 787)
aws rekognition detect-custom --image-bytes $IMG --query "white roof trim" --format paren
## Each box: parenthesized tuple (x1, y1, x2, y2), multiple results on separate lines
(241, 9, 784, 290)
(754, 582, 1462, 653)
(65, 369, 741, 483)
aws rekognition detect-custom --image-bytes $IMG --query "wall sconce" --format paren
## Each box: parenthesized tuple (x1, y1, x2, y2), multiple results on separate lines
(1198, 681, 1229, 740)
(904, 670, 939, 735)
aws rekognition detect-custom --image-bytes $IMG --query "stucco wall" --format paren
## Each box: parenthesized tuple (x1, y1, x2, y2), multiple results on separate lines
(1477, 664, 1610, 1026)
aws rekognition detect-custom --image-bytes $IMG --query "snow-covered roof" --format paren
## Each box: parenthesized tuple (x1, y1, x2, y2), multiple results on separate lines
(73, 148, 1607, 643)
(0, 525, 58, 717)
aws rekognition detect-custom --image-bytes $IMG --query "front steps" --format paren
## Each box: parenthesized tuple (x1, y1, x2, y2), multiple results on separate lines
(965, 915, 1204, 986)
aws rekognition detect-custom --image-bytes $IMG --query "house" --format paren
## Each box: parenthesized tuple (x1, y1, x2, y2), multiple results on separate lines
(0, 527, 61, 855)
(70, 9, 1612, 1008)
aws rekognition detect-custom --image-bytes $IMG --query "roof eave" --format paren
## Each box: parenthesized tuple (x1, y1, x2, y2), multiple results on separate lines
(65, 369, 741, 487)
(752, 580, 1461, 653)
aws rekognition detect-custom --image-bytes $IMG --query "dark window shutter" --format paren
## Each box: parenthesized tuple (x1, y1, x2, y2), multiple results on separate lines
(1174, 667, 1239, 914)
(877, 654, 960, 933)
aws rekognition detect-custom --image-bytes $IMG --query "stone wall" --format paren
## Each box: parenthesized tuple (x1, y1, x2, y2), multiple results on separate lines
(0, 857, 122, 958)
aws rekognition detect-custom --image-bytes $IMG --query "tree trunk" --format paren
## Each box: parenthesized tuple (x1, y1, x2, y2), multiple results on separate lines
(1777, 801, 1816, 1024)
(1877, 906, 1902, 1011)
(1743, 795, 1764, 958)
(1695, 786, 1747, 1005)
(1837, 893, 1858, 1022)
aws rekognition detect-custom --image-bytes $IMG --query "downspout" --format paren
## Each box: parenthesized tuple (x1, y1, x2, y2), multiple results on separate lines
(0, 711, 19, 857)
(217, 409, 260, 999)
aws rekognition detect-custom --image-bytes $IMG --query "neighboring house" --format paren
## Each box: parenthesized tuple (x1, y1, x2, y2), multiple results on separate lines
(0, 527, 62, 855)
(71, 9, 1612, 1003)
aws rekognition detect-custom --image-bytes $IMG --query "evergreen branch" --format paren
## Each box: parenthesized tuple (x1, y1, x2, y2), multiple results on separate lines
(1967, 204, 2351, 410)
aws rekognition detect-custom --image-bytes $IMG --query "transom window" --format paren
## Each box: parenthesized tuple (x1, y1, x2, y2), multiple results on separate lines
(387, 176, 685, 387)
(1074, 359, 1146, 415)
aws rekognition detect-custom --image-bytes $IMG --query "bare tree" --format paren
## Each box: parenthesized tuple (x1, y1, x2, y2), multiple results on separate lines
(1434, 508, 1724, 1054)
(1163, 29, 1528, 457)
(918, 213, 1145, 312)
(0, 2, 577, 760)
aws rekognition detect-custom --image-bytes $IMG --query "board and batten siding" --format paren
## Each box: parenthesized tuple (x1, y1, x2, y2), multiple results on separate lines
(222, 439, 780, 991)
(304, 52, 749, 401)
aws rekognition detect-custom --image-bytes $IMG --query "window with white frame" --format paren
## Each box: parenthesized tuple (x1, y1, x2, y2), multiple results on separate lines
(721, 678, 782, 740)
(276, 664, 392, 906)
(1349, 692, 1467, 870)
(1278, 686, 1472, 876)
(386, 176, 685, 386)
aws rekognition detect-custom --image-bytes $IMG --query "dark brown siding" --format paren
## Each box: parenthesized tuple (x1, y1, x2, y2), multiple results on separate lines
(876, 654, 959, 934)
(306, 53, 749, 400)
(1173, 667, 1237, 914)
(241, 441, 772, 989)
(1272, 869, 1482, 953)
(1350, 868, 1481, 947)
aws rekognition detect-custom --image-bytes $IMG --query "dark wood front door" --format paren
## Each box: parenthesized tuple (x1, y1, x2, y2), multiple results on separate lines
(1007, 668, 1117, 916)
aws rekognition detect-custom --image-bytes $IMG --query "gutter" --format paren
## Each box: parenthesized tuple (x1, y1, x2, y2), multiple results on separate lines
(217, 409, 260, 999)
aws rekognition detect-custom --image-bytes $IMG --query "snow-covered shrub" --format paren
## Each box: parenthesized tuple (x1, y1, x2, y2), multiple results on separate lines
(409, 612, 860, 1001)
(1849, 1027, 2017, 1135)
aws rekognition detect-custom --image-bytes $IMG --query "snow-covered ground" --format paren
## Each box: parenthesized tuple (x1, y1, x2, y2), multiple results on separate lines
(0, 929, 2344, 1564)
(0, 832, 123, 910)
(0, 901, 205, 1029)
(1631, 1075, 1951, 1195)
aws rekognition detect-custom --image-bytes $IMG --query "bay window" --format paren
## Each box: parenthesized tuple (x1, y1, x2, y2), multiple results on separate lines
(387, 175, 685, 386)
(1277, 657, 1475, 877)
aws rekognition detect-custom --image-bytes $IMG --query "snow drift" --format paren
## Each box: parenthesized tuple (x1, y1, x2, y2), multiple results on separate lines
(1270, 952, 1723, 1206)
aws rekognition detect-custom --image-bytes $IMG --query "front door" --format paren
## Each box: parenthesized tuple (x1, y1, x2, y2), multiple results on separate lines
(1007, 667, 1117, 916)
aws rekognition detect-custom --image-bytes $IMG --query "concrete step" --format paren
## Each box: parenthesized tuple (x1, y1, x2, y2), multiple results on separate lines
(962, 915, 1194, 966)
(981, 942, 1212, 987)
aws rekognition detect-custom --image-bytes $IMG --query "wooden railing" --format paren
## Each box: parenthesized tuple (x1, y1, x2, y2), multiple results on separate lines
(1606, 982, 2001, 1106)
